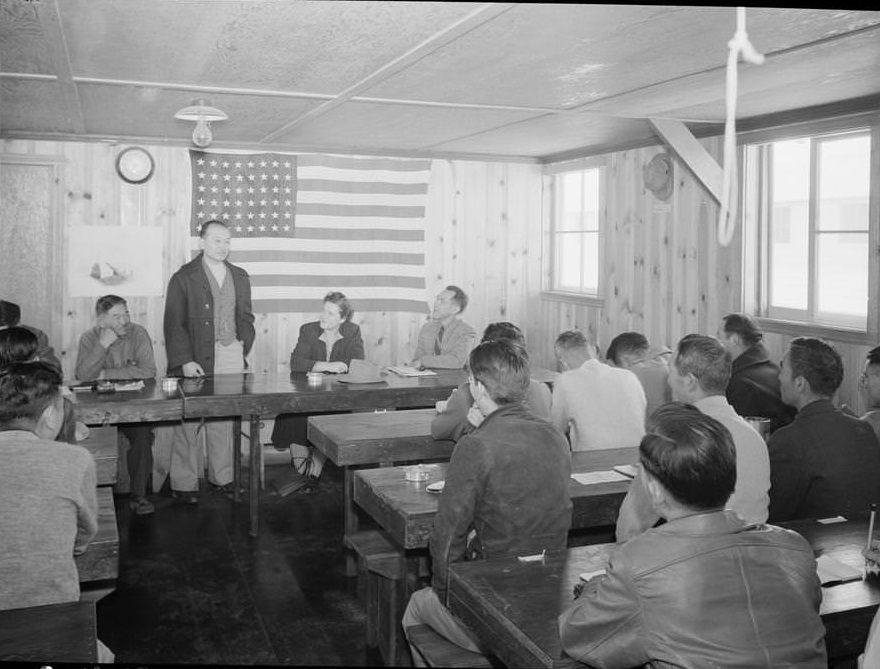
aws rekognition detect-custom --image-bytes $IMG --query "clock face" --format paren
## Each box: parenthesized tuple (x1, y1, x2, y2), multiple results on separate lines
(116, 147, 154, 184)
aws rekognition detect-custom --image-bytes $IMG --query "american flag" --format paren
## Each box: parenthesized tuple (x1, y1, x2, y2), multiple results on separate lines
(189, 150, 430, 314)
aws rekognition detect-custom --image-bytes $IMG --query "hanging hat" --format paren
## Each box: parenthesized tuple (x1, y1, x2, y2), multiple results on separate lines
(644, 153, 674, 201)
(336, 359, 385, 384)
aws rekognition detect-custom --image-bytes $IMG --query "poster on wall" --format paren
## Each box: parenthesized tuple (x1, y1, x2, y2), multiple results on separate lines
(68, 225, 163, 297)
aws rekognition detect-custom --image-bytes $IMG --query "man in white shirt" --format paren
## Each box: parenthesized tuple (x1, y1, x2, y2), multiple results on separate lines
(616, 333, 770, 541)
(551, 330, 646, 451)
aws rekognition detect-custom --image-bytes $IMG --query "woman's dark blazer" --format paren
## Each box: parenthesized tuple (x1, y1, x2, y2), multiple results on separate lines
(290, 320, 364, 372)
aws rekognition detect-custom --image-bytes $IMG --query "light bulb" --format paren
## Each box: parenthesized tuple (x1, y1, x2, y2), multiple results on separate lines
(192, 118, 213, 148)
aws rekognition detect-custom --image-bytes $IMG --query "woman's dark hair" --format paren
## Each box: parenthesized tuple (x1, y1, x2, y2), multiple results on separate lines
(721, 313, 763, 346)
(0, 326, 39, 369)
(0, 361, 62, 425)
(324, 291, 353, 321)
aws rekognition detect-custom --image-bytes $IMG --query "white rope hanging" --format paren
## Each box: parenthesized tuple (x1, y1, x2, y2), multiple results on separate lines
(717, 7, 764, 247)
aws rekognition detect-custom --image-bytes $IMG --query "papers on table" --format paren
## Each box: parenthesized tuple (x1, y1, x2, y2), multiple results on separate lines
(816, 554, 862, 585)
(113, 380, 146, 392)
(817, 516, 848, 524)
(613, 464, 638, 478)
(571, 470, 630, 485)
(387, 365, 436, 377)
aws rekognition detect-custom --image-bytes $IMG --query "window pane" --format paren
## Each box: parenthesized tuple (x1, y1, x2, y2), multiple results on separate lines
(816, 231, 868, 320)
(554, 233, 583, 291)
(818, 134, 871, 232)
(582, 169, 600, 232)
(769, 139, 809, 310)
(581, 231, 599, 293)
(559, 172, 583, 231)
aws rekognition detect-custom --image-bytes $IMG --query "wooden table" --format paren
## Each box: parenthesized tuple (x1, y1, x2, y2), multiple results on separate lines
(309, 408, 455, 572)
(353, 447, 637, 550)
(0, 600, 97, 662)
(447, 517, 880, 668)
(179, 370, 466, 536)
(69, 378, 183, 425)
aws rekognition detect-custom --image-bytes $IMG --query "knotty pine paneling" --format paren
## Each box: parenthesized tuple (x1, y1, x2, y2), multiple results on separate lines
(0, 140, 542, 380)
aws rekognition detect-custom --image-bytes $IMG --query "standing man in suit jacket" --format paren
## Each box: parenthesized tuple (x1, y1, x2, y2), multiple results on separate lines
(163, 220, 255, 504)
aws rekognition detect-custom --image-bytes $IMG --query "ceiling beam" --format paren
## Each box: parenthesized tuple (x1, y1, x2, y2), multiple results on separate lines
(260, 2, 516, 143)
(649, 117, 722, 203)
(36, 0, 86, 134)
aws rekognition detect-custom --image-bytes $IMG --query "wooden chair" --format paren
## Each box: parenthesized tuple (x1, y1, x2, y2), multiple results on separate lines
(405, 624, 497, 668)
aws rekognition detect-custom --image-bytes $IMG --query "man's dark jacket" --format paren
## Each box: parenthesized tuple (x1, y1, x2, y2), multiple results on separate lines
(768, 399, 880, 522)
(163, 254, 255, 377)
(727, 343, 795, 433)
(430, 403, 571, 601)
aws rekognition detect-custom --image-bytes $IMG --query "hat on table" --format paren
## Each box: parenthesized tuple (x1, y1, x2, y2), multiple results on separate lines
(336, 359, 384, 384)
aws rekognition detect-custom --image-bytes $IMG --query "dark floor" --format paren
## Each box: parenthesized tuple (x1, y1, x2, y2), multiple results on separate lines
(97, 459, 384, 667)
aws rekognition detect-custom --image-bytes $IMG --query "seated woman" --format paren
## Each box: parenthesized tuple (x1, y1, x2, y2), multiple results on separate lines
(0, 326, 85, 444)
(431, 322, 551, 442)
(271, 292, 364, 479)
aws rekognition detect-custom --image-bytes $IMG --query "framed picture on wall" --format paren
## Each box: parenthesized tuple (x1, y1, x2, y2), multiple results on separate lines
(68, 225, 163, 297)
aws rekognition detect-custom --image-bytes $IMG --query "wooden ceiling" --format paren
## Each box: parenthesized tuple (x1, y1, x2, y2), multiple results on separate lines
(2, 1, 879, 162)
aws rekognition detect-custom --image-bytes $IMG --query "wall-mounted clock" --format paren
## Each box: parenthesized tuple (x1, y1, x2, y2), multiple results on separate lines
(116, 146, 155, 184)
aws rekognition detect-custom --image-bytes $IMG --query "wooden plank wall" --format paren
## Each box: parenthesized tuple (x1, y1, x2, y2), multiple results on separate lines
(0, 137, 868, 413)
(0, 140, 542, 381)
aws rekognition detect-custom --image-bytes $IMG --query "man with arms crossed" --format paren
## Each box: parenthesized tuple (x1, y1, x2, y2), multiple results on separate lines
(403, 340, 571, 665)
(560, 403, 826, 668)
(164, 220, 255, 504)
(616, 334, 770, 540)
(76, 294, 158, 515)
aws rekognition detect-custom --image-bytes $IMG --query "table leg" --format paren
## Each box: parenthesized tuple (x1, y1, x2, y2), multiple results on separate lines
(345, 467, 359, 576)
(232, 417, 242, 503)
(249, 414, 261, 538)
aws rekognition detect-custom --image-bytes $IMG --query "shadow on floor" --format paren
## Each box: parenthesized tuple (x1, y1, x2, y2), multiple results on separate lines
(97, 460, 384, 666)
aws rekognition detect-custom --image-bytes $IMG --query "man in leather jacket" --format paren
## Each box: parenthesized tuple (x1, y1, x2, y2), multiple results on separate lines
(560, 403, 826, 668)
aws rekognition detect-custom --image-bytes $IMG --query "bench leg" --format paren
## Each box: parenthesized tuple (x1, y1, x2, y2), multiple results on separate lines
(344, 468, 359, 576)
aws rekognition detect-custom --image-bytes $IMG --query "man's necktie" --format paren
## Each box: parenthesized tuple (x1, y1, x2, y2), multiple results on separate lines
(434, 326, 445, 355)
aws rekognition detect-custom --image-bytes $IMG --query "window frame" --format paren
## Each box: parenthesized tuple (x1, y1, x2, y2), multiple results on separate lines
(740, 111, 880, 344)
(541, 156, 607, 304)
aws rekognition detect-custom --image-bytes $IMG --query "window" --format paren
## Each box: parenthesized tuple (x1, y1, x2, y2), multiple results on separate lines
(547, 163, 605, 296)
(743, 120, 876, 333)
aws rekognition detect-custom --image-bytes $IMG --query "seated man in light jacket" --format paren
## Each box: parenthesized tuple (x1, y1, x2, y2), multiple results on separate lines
(559, 403, 826, 668)
(616, 334, 770, 541)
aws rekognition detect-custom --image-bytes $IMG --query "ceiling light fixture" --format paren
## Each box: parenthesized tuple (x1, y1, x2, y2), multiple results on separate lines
(173, 99, 228, 148)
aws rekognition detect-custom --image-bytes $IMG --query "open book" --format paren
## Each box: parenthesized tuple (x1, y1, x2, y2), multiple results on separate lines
(387, 365, 436, 377)
(815, 554, 862, 585)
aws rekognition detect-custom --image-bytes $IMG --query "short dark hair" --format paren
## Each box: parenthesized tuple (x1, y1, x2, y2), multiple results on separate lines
(867, 345, 880, 367)
(555, 330, 589, 353)
(788, 337, 843, 397)
(674, 334, 731, 395)
(606, 332, 649, 364)
(721, 313, 763, 346)
(640, 402, 736, 510)
(468, 339, 529, 405)
(95, 294, 127, 316)
(481, 322, 525, 346)
(0, 361, 62, 425)
(0, 300, 22, 328)
(199, 219, 229, 237)
(324, 291, 353, 321)
(445, 285, 468, 313)
(0, 327, 39, 369)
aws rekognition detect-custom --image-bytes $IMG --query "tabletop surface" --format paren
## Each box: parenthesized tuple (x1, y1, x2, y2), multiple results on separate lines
(353, 447, 637, 548)
(68, 378, 182, 424)
(447, 516, 880, 668)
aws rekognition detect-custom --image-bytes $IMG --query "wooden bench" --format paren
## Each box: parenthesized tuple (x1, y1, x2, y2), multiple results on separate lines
(78, 425, 118, 486)
(346, 529, 411, 665)
(0, 600, 97, 662)
(405, 624, 497, 668)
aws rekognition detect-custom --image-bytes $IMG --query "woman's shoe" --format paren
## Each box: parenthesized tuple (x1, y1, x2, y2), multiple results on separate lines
(130, 496, 155, 515)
